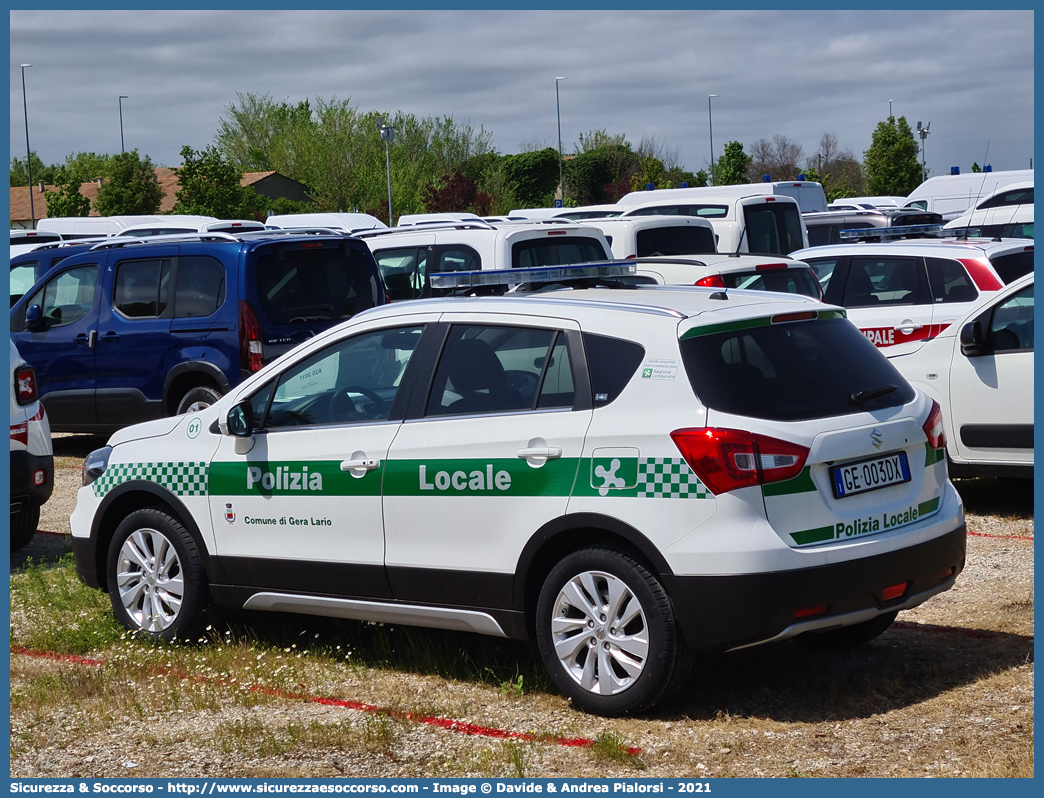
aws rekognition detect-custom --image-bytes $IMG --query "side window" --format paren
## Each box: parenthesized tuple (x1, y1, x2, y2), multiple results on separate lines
(375, 247, 429, 301)
(805, 258, 838, 293)
(988, 285, 1033, 352)
(425, 325, 573, 417)
(989, 251, 1035, 284)
(263, 325, 425, 429)
(10, 262, 38, 303)
(433, 246, 480, 274)
(27, 265, 99, 329)
(581, 332, 645, 406)
(175, 256, 226, 318)
(114, 258, 171, 318)
(843, 257, 922, 307)
(927, 257, 978, 304)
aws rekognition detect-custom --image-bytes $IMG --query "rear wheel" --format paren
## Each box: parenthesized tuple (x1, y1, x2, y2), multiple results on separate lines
(536, 547, 691, 716)
(801, 611, 899, 650)
(106, 508, 208, 642)
(10, 504, 39, 550)
(176, 385, 222, 415)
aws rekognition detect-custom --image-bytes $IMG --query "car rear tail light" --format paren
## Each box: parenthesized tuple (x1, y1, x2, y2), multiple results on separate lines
(547, 230, 567, 236)
(671, 428, 809, 495)
(939, 567, 954, 580)
(238, 300, 265, 373)
(755, 262, 788, 271)
(10, 423, 28, 447)
(922, 399, 946, 450)
(15, 366, 38, 405)
(764, 197, 775, 202)
(771, 311, 818, 324)
(794, 605, 826, 619)
(881, 582, 908, 601)
(695, 274, 726, 288)
(301, 242, 323, 248)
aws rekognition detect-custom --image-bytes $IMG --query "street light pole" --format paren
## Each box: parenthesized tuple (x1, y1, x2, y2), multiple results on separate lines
(707, 94, 718, 186)
(119, 95, 128, 153)
(555, 77, 566, 205)
(21, 64, 34, 227)
(377, 116, 396, 226)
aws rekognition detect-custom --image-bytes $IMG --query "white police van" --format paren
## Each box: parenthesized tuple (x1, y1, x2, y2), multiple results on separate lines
(70, 264, 965, 716)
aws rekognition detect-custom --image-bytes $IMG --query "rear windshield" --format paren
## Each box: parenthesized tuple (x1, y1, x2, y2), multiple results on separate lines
(255, 245, 378, 325)
(628, 204, 728, 218)
(512, 236, 608, 269)
(989, 250, 1035, 284)
(636, 226, 716, 257)
(680, 317, 914, 421)
(720, 267, 822, 299)
(742, 204, 805, 255)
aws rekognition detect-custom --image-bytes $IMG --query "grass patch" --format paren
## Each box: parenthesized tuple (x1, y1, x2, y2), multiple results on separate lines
(590, 731, 645, 770)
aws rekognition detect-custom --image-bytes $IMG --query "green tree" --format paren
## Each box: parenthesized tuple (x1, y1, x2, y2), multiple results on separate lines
(10, 152, 56, 187)
(62, 152, 114, 183)
(171, 145, 264, 218)
(43, 168, 91, 217)
(863, 115, 922, 196)
(715, 141, 751, 185)
(93, 149, 163, 216)
(501, 148, 560, 207)
(971, 162, 982, 173)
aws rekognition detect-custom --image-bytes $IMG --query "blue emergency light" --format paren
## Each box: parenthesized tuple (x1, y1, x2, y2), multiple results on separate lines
(429, 262, 637, 290)
(762, 174, 771, 182)
(951, 166, 960, 175)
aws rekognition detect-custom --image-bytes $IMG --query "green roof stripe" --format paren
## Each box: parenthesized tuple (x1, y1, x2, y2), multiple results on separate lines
(680, 309, 845, 340)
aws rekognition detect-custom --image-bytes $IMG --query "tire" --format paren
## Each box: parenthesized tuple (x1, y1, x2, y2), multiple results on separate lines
(535, 547, 691, 716)
(10, 504, 39, 551)
(175, 385, 222, 415)
(801, 610, 899, 650)
(106, 508, 208, 642)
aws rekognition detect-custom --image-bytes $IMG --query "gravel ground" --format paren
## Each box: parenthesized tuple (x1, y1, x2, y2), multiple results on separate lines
(10, 436, 1034, 778)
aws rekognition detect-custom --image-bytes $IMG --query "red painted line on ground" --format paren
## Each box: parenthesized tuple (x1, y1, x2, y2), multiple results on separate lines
(11, 647, 641, 755)
(968, 530, 1034, 542)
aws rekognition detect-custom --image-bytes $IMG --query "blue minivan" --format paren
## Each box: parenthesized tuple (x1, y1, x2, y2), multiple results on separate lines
(9, 232, 385, 433)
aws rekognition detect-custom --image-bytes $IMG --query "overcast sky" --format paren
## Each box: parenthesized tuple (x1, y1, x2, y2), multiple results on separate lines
(9, 9, 1035, 184)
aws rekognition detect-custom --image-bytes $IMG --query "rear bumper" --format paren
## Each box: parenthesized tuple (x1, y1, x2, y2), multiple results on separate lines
(10, 450, 54, 512)
(670, 523, 966, 652)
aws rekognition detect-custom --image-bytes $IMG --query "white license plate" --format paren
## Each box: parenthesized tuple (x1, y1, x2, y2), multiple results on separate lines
(831, 451, 911, 498)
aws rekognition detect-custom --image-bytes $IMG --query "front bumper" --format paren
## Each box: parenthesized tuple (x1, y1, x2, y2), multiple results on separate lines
(10, 450, 54, 512)
(670, 523, 966, 652)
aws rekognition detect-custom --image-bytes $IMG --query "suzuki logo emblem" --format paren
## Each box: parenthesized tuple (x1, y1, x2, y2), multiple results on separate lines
(870, 428, 883, 450)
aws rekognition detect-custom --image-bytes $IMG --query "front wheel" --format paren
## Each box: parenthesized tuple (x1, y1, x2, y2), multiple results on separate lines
(176, 385, 222, 415)
(106, 508, 208, 642)
(536, 547, 690, 716)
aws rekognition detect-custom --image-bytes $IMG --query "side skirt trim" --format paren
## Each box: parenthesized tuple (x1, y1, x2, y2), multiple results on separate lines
(241, 592, 508, 638)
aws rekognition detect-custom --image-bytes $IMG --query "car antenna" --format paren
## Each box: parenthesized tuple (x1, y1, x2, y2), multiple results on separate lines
(960, 142, 991, 241)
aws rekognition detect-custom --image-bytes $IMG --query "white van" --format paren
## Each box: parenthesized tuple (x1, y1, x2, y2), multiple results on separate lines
(618, 181, 828, 214)
(903, 169, 1034, 221)
(110, 219, 267, 237)
(358, 219, 611, 301)
(551, 204, 624, 220)
(264, 212, 387, 233)
(943, 181, 1033, 238)
(35, 215, 184, 239)
(619, 195, 808, 256)
(828, 196, 906, 211)
(583, 216, 716, 259)
(396, 212, 483, 226)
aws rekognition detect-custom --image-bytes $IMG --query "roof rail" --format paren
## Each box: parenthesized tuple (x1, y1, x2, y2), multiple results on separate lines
(249, 227, 348, 237)
(30, 238, 110, 252)
(88, 231, 242, 251)
(838, 223, 944, 241)
(354, 221, 497, 238)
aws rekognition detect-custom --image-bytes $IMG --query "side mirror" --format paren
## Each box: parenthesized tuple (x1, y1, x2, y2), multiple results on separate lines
(25, 304, 44, 332)
(959, 313, 990, 357)
(224, 401, 254, 437)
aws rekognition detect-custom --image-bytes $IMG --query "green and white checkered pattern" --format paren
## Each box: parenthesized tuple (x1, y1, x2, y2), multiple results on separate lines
(637, 458, 709, 499)
(92, 461, 209, 498)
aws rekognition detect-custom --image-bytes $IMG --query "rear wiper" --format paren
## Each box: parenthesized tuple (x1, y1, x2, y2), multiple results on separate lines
(850, 384, 898, 406)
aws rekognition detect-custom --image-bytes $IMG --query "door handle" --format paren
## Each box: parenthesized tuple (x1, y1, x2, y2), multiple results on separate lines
(341, 458, 380, 472)
(75, 330, 98, 348)
(99, 331, 120, 342)
(516, 447, 563, 460)
(893, 321, 923, 333)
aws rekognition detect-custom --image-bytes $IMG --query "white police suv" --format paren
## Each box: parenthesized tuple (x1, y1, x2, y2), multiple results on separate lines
(71, 265, 966, 716)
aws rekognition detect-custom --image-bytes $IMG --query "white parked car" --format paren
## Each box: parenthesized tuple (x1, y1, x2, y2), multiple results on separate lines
(70, 264, 965, 716)
(9, 340, 53, 549)
(943, 181, 1033, 239)
(584, 216, 716, 260)
(358, 219, 611, 301)
(793, 238, 1034, 348)
(628, 254, 822, 299)
(886, 273, 1033, 480)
